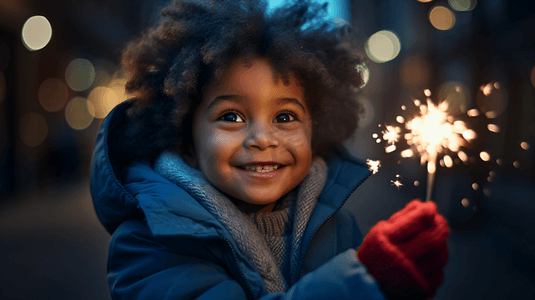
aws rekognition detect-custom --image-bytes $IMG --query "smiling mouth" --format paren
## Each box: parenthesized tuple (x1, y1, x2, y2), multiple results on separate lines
(238, 164, 286, 173)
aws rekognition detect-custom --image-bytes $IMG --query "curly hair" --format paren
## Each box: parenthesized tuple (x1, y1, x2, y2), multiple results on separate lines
(112, 0, 367, 166)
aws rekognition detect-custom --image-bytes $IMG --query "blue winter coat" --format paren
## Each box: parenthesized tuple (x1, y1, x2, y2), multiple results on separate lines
(90, 100, 386, 300)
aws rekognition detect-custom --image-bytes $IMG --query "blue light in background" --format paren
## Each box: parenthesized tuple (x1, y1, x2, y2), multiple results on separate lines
(267, 0, 351, 24)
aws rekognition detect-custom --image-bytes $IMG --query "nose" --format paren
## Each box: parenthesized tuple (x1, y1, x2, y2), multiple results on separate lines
(243, 121, 279, 150)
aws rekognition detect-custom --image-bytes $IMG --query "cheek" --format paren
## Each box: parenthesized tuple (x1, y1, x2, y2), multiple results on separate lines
(278, 128, 313, 158)
(196, 130, 241, 168)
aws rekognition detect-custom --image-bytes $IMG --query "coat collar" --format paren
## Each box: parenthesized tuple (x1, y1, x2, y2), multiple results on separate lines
(90, 100, 371, 239)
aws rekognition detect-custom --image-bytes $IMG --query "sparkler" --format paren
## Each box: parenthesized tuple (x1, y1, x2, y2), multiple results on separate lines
(405, 98, 476, 200)
(379, 92, 477, 201)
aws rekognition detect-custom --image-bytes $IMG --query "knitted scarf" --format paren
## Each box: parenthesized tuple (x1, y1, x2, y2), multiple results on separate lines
(154, 150, 327, 294)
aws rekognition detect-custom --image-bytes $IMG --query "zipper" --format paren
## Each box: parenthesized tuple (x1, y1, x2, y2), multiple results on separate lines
(214, 235, 257, 300)
(297, 171, 372, 280)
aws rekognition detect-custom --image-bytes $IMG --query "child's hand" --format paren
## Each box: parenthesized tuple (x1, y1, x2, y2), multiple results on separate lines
(356, 200, 449, 299)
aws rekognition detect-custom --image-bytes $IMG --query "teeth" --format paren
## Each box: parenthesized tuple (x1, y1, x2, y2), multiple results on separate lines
(243, 164, 280, 172)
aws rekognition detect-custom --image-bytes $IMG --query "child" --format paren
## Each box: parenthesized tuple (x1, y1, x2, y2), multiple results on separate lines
(90, 0, 449, 299)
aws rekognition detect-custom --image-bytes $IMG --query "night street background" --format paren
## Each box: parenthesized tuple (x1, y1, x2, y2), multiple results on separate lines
(1, 0, 534, 299)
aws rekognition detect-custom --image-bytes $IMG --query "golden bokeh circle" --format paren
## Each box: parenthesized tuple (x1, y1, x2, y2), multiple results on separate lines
(38, 78, 69, 112)
(65, 97, 94, 130)
(429, 6, 456, 31)
(19, 113, 48, 147)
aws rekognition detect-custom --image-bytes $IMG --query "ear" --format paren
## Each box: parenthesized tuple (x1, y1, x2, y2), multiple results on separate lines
(182, 143, 200, 169)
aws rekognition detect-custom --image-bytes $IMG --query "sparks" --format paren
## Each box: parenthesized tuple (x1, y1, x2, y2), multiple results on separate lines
(391, 180, 403, 190)
(382, 125, 401, 145)
(366, 159, 381, 174)
(403, 99, 475, 164)
(400, 98, 476, 200)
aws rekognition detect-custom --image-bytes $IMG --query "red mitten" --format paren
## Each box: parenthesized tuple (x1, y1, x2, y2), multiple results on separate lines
(357, 200, 449, 299)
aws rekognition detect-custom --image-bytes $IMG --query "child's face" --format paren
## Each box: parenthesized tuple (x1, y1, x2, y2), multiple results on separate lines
(191, 58, 313, 210)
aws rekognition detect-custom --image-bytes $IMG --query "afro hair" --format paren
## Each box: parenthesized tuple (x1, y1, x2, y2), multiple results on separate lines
(112, 0, 368, 166)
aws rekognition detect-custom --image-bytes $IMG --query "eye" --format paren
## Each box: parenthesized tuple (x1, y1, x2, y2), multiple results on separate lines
(274, 111, 296, 123)
(219, 111, 245, 123)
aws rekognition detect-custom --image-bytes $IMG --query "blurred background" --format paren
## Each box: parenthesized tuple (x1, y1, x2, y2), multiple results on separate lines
(0, 0, 534, 299)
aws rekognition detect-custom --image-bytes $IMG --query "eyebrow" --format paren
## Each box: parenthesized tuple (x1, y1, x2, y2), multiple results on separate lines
(206, 95, 307, 113)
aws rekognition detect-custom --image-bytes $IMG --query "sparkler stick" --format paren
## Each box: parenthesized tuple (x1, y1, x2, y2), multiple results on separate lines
(426, 151, 437, 201)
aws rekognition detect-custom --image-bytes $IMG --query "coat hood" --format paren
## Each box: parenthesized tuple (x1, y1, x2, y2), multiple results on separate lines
(90, 100, 372, 238)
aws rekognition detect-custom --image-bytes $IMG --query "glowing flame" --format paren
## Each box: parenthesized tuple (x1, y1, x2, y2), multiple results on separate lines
(366, 159, 381, 174)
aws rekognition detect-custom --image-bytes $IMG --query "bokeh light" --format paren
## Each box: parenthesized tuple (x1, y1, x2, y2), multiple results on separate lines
(521, 142, 529, 150)
(87, 86, 121, 119)
(531, 65, 535, 88)
(480, 151, 490, 161)
(429, 6, 456, 31)
(461, 198, 470, 207)
(438, 81, 469, 113)
(65, 58, 96, 92)
(400, 149, 413, 158)
(467, 108, 479, 117)
(0, 71, 5, 104)
(462, 129, 476, 140)
(444, 155, 453, 167)
(417, 0, 434, 2)
(476, 82, 508, 118)
(93, 68, 112, 87)
(38, 78, 69, 112)
(458, 150, 468, 163)
(365, 30, 401, 63)
(21, 16, 52, 51)
(65, 97, 94, 130)
(108, 77, 129, 103)
(19, 113, 48, 147)
(448, 0, 477, 11)
(487, 124, 500, 133)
